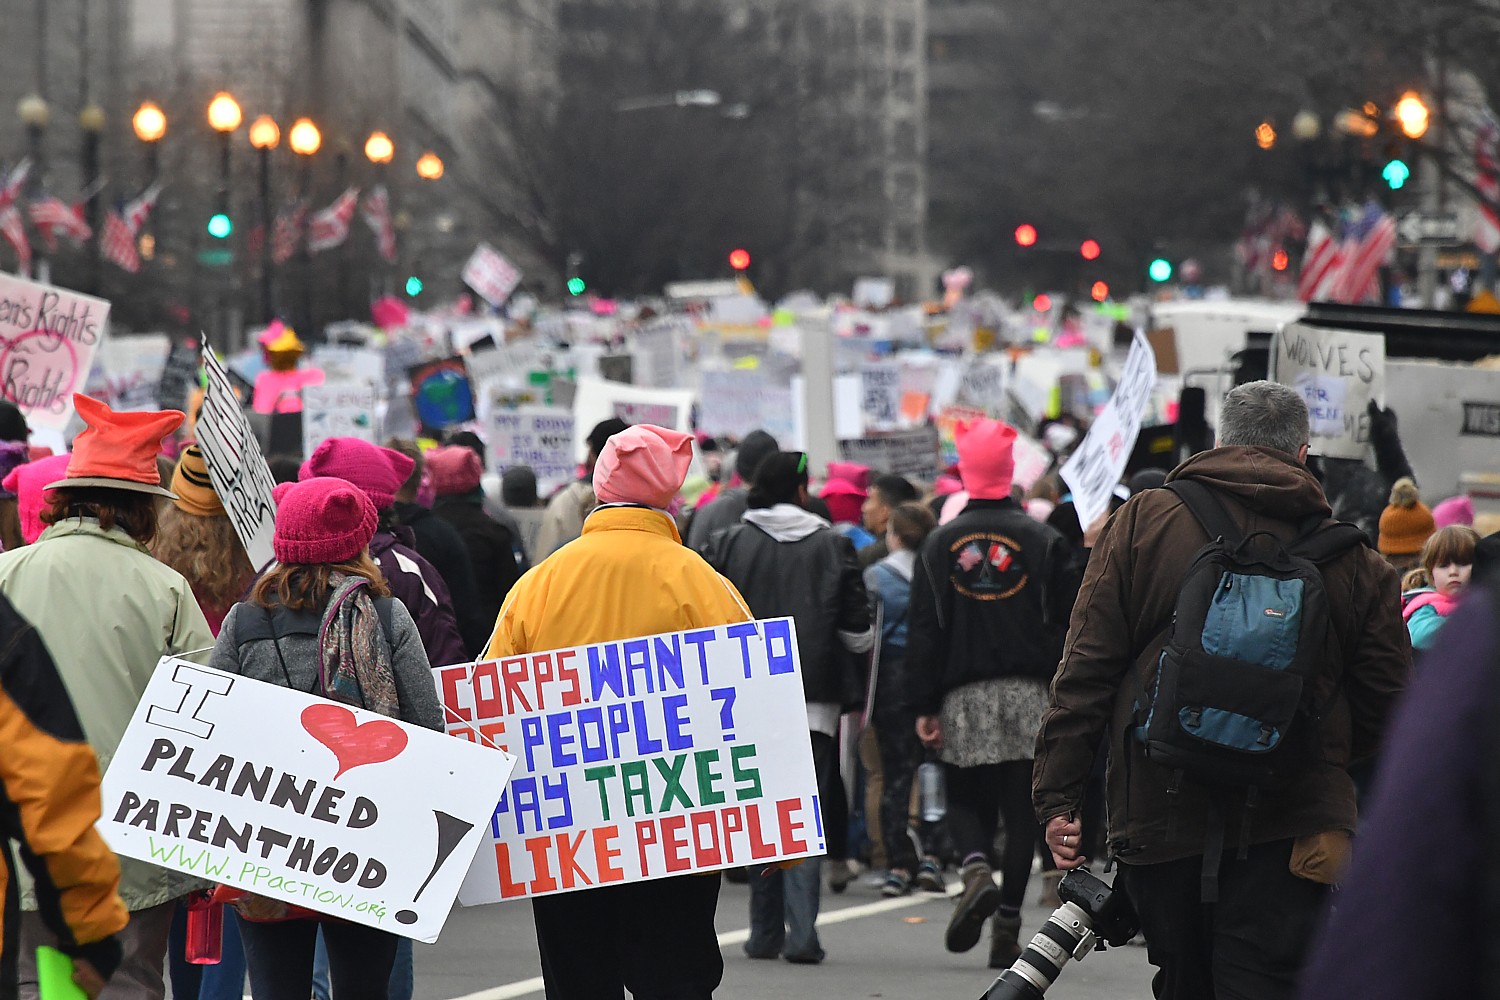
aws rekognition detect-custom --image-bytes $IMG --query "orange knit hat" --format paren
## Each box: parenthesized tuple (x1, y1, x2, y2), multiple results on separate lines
(1378, 477, 1436, 556)
(47, 394, 185, 498)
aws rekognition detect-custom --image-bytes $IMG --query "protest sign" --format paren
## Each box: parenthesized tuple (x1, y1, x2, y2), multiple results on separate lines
(99, 656, 515, 943)
(488, 407, 576, 497)
(156, 340, 201, 413)
(1011, 431, 1053, 492)
(697, 370, 796, 446)
(860, 362, 902, 432)
(312, 344, 385, 386)
(956, 358, 1007, 414)
(433, 617, 822, 902)
(197, 349, 278, 572)
(302, 381, 379, 457)
(631, 321, 687, 389)
(94, 333, 171, 412)
(572, 377, 694, 461)
(837, 426, 943, 482)
(462, 243, 523, 308)
(0, 272, 108, 430)
(1269, 322, 1385, 460)
(409, 357, 475, 429)
(852, 278, 895, 309)
(1059, 331, 1158, 531)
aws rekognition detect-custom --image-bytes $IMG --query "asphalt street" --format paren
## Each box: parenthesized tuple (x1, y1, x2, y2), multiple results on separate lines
(412, 869, 1155, 1000)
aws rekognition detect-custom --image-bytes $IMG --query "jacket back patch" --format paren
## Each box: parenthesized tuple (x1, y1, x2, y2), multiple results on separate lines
(949, 532, 1028, 601)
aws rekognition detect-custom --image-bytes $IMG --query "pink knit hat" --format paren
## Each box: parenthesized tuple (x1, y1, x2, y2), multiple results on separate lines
(426, 445, 483, 497)
(272, 477, 378, 564)
(594, 424, 693, 509)
(3, 453, 71, 544)
(300, 437, 415, 510)
(820, 478, 867, 525)
(825, 462, 871, 492)
(1433, 494, 1475, 529)
(956, 419, 1018, 500)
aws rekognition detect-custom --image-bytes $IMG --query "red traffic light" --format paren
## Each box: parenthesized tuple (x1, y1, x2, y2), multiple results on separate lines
(1014, 224, 1038, 247)
(1033, 293, 1052, 312)
(1080, 239, 1101, 261)
(1271, 248, 1290, 272)
(728, 248, 751, 271)
(1091, 280, 1109, 302)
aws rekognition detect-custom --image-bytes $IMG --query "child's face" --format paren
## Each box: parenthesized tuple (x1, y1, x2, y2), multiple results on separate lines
(1432, 560, 1472, 595)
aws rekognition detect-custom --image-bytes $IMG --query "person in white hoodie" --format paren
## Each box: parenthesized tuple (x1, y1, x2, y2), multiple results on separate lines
(705, 451, 874, 965)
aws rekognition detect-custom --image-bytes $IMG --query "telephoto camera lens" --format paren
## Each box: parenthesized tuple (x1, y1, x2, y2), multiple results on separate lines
(978, 901, 1097, 1000)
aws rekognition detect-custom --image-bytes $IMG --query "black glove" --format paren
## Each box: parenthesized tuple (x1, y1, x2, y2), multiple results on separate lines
(1367, 399, 1398, 441)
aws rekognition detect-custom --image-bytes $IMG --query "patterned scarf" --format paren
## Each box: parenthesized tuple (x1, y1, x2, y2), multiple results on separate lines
(318, 574, 401, 719)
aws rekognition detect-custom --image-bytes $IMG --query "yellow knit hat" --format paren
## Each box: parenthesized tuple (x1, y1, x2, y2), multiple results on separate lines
(170, 445, 225, 517)
(1378, 477, 1435, 556)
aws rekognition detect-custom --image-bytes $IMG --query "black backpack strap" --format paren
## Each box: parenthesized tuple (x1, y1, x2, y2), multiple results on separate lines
(1288, 520, 1370, 564)
(373, 597, 398, 650)
(1163, 480, 1243, 544)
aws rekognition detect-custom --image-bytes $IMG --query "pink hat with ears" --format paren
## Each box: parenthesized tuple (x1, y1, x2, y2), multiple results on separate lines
(825, 462, 871, 491)
(3, 453, 72, 544)
(593, 424, 694, 510)
(956, 419, 1018, 500)
(1433, 495, 1475, 529)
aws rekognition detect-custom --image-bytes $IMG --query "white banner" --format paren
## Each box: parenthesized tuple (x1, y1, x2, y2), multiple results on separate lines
(859, 362, 902, 432)
(697, 370, 797, 446)
(1059, 331, 1157, 531)
(1269, 322, 1386, 460)
(197, 349, 278, 572)
(571, 376, 694, 462)
(461, 244, 522, 308)
(837, 426, 943, 482)
(99, 656, 516, 942)
(488, 406, 576, 498)
(94, 333, 171, 412)
(434, 618, 821, 902)
(302, 380, 379, 458)
(0, 272, 109, 430)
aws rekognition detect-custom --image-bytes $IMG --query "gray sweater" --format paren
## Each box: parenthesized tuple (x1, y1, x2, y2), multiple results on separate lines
(209, 599, 445, 732)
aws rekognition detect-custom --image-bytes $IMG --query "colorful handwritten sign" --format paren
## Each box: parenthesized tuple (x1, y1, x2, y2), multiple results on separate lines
(0, 272, 108, 430)
(434, 618, 822, 902)
(98, 657, 516, 943)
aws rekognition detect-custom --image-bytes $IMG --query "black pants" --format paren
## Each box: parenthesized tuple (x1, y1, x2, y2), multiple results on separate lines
(811, 731, 847, 862)
(237, 917, 397, 1000)
(532, 874, 723, 1000)
(1118, 839, 1328, 1000)
(873, 711, 924, 872)
(944, 760, 1036, 909)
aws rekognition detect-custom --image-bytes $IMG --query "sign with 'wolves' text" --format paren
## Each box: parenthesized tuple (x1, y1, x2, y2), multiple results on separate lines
(1060, 331, 1158, 532)
(434, 618, 822, 902)
(197, 348, 279, 572)
(1269, 322, 1386, 460)
(0, 272, 108, 430)
(99, 657, 516, 942)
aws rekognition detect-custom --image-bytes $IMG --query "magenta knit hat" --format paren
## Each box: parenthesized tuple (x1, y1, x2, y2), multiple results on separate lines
(3, 453, 70, 544)
(300, 437, 415, 510)
(1432, 495, 1475, 529)
(272, 477, 378, 564)
(426, 445, 483, 497)
(956, 419, 1018, 500)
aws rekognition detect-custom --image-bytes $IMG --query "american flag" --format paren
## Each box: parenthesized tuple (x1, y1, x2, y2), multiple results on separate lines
(28, 197, 92, 247)
(0, 205, 30, 273)
(0, 160, 31, 212)
(307, 187, 359, 253)
(123, 183, 161, 234)
(1297, 221, 1343, 302)
(272, 202, 306, 264)
(361, 185, 397, 262)
(100, 209, 140, 273)
(1331, 201, 1396, 304)
(956, 543, 983, 572)
(1475, 114, 1500, 253)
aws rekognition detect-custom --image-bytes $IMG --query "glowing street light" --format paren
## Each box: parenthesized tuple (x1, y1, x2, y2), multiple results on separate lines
(132, 101, 167, 143)
(365, 131, 394, 165)
(1394, 91, 1430, 140)
(207, 91, 242, 133)
(248, 115, 280, 150)
(288, 118, 322, 157)
(416, 151, 444, 180)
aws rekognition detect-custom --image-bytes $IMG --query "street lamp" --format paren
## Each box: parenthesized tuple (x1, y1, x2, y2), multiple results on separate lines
(288, 117, 322, 157)
(17, 94, 48, 277)
(415, 151, 444, 180)
(364, 131, 394, 165)
(207, 92, 241, 350)
(249, 116, 280, 322)
(207, 91, 242, 133)
(287, 117, 321, 335)
(132, 100, 167, 179)
(79, 103, 105, 291)
(1395, 91, 1430, 140)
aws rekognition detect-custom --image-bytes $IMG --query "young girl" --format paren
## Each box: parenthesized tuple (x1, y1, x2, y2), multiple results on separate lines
(1402, 525, 1480, 651)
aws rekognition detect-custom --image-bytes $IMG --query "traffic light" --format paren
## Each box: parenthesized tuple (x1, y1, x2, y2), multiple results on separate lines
(566, 276, 586, 296)
(1014, 224, 1038, 247)
(1033, 293, 1052, 312)
(1091, 280, 1109, 302)
(207, 213, 232, 239)
(1149, 258, 1173, 282)
(728, 248, 751, 271)
(405, 275, 423, 297)
(1272, 248, 1290, 272)
(1395, 91, 1429, 140)
(1080, 239, 1101, 261)
(1382, 158, 1411, 190)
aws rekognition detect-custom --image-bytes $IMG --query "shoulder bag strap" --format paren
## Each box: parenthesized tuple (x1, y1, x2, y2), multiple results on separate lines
(258, 606, 304, 692)
(1163, 479, 1242, 544)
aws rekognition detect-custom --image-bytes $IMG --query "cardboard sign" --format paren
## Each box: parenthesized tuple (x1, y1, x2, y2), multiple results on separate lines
(697, 370, 796, 446)
(94, 333, 171, 412)
(433, 618, 822, 902)
(631, 322, 687, 390)
(197, 349, 278, 572)
(1270, 322, 1385, 460)
(837, 426, 943, 482)
(488, 407, 576, 497)
(1060, 331, 1158, 531)
(0, 272, 108, 430)
(302, 381, 379, 458)
(461, 244, 523, 308)
(99, 656, 516, 943)
(860, 363, 902, 432)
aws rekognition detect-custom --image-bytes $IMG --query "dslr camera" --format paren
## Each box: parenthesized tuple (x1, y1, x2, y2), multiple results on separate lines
(978, 868, 1139, 1000)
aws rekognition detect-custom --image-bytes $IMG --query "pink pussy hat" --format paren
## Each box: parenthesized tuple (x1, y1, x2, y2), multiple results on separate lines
(593, 424, 694, 510)
(1433, 495, 1475, 529)
(4, 453, 71, 544)
(271, 477, 378, 564)
(300, 437, 415, 511)
(956, 418, 1018, 500)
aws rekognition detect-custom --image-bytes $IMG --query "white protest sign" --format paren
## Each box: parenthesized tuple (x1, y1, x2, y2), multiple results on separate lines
(1012, 432, 1053, 492)
(698, 370, 796, 446)
(860, 362, 902, 432)
(433, 618, 821, 902)
(302, 381, 379, 458)
(631, 321, 688, 390)
(852, 278, 895, 309)
(197, 348, 278, 572)
(462, 244, 523, 308)
(488, 406, 576, 497)
(1269, 322, 1385, 460)
(0, 272, 109, 430)
(837, 426, 943, 482)
(1059, 331, 1157, 531)
(94, 333, 172, 412)
(957, 357, 1007, 414)
(99, 656, 515, 943)
(571, 376, 694, 462)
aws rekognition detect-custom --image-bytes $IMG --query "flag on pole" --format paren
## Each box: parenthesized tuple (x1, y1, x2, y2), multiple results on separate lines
(1475, 113, 1500, 254)
(100, 209, 140, 273)
(0, 206, 31, 274)
(307, 188, 359, 253)
(361, 185, 397, 262)
(1331, 201, 1396, 304)
(123, 183, 161, 235)
(28, 197, 92, 247)
(1297, 221, 1343, 302)
(272, 202, 306, 264)
(0, 160, 31, 212)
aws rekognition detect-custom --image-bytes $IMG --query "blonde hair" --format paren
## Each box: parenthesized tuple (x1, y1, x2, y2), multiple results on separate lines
(149, 504, 256, 613)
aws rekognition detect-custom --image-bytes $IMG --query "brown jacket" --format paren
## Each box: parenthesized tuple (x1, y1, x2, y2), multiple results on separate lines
(1032, 447, 1411, 865)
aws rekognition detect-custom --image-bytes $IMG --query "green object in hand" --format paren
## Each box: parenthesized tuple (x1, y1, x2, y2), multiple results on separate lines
(36, 946, 87, 1000)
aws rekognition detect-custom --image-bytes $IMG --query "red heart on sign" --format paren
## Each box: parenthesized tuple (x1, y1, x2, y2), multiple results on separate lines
(300, 704, 409, 778)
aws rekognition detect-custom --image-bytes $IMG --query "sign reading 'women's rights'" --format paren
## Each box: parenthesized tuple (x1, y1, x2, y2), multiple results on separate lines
(0, 272, 108, 430)
(98, 657, 516, 943)
(433, 618, 823, 902)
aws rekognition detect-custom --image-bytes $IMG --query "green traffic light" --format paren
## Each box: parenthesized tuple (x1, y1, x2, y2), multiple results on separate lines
(405, 276, 424, 296)
(1382, 158, 1411, 190)
(207, 213, 232, 239)
(1148, 258, 1173, 282)
(566, 276, 586, 296)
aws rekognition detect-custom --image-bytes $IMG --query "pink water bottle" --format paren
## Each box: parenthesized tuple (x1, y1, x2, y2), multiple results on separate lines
(184, 892, 224, 965)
